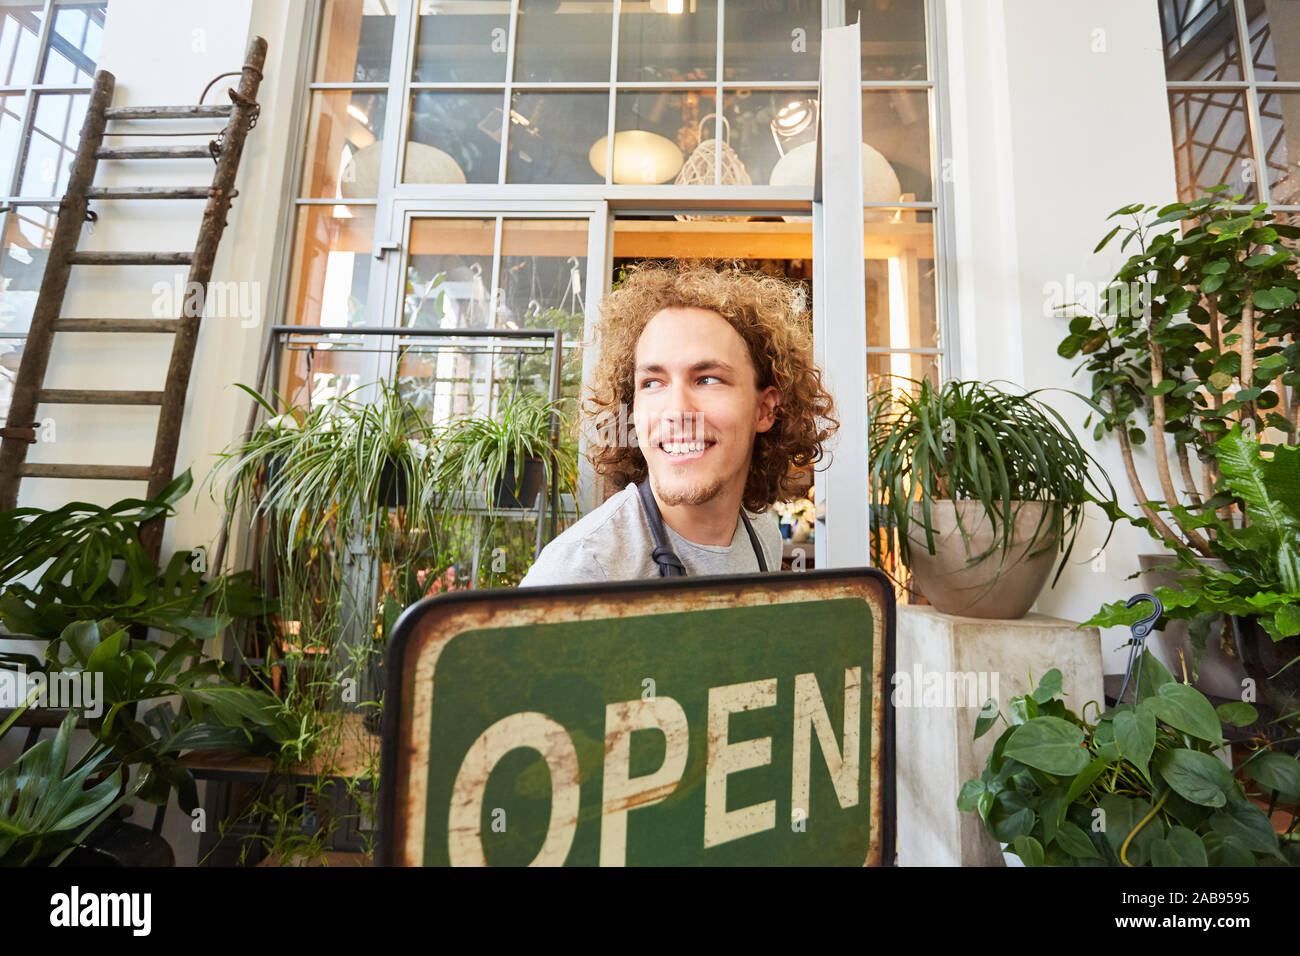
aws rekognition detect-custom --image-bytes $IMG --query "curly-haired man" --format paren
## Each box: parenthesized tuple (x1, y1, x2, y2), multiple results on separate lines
(519, 261, 838, 586)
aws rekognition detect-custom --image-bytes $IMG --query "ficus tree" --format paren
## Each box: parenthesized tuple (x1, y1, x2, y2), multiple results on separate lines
(1057, 187, 1300, 555)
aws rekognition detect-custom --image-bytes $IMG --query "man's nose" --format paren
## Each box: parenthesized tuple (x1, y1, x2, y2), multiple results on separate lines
(657, 384, 701, 438)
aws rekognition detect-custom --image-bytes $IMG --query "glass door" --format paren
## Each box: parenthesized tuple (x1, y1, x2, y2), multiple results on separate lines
(379, 201, 609, 514)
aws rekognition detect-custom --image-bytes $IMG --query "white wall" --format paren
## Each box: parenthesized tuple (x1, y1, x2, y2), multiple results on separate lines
(947, 0, 1182, 677)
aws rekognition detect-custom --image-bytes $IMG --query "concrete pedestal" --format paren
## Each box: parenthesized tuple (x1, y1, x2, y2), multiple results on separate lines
(894, 606, 1103, 866)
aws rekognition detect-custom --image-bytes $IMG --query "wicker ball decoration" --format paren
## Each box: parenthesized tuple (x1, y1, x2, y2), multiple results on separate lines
(674, 115, 751, 222)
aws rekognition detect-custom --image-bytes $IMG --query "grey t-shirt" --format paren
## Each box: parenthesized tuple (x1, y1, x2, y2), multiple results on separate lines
(519, 484, 784, 586)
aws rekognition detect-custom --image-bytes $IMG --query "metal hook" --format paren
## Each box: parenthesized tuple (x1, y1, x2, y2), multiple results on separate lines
(1115, 592, 1164, 706)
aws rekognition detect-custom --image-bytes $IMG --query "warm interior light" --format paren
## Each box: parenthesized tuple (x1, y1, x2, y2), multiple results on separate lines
(589, 130, 685, 184)
(888, 258, 911, 384)
(346, 104, 369, 125)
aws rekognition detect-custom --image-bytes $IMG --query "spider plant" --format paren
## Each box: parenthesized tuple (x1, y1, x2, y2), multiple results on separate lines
(868, 378, 1116, 588)
(437, 392, 578, 513)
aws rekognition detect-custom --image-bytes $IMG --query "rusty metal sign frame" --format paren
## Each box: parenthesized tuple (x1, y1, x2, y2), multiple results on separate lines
(377, 567, 896, 866)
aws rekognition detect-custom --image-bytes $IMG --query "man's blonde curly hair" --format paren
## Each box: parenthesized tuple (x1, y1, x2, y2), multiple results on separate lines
(584, 260, 839, 512)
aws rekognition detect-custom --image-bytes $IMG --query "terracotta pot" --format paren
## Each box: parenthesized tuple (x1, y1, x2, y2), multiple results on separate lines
(906, 500, 1062, 619)
(1138, 554, 1244, 698)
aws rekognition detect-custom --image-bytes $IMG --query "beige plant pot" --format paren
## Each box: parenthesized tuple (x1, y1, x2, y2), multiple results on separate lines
(906, 500, 1063, 619)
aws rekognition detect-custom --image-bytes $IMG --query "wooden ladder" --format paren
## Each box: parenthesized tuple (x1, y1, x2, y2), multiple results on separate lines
(0, 36, 267, 561)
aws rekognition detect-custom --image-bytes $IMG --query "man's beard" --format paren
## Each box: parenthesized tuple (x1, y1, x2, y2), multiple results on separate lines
(652, 472, 727, 507)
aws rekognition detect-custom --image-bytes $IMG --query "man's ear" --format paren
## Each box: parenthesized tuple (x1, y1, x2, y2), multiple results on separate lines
(755, 386, 780, 433)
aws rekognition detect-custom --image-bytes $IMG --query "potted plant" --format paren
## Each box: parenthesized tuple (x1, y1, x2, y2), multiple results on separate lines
(868, 378, 1115, 618)
(958, 663, 1298, 866)
(1057, 188, 1300, 690)
(0, 476, 297, 864)
(437, 391, 577, 512)
(1087, 425, 1300, 735)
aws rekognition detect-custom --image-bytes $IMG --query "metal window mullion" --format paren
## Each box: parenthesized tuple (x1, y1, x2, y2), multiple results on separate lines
(1233, 0, 1270, 204)
(715, 0, 724, 185)
(928, 0, 957, 381)
(485, 213, 505, 415)
(371, 0, 419, 388)
(498, 0, 520, 185)
(32, 0, 55, 85)
(604, 0, 619, 186)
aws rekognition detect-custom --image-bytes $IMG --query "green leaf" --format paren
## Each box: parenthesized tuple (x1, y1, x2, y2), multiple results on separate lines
(1030, 668, 1063, 704)
(1204, 832, 1255, 866)
(957, 779, 985, 812)
(1209, 797, 1278, 854)
(1141, 682, 1224, 745)
(1100, 794, 1164, 866)
(1063, 756, 1111, 809)
(1003, 717, 1091, 775)
(1054, 820, 1102, 860)
(1216, 701, 1259, 727)
(1252, 286, 1298, 311)
(1011, 834, 1045, 867)
(1114, 708, 1157, 782)
(1137, 649, 1176, 699)
(973, 699, 999, 740)
(1150, 826, 1209, 867)
(1155, 749, 1233, 807)
(1244, 751, 1300, 798)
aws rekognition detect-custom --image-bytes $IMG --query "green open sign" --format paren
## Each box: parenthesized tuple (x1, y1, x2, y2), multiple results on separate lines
(378, 569, 895, 866)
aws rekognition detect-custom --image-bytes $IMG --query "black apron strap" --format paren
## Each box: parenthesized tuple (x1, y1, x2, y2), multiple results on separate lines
(635, 480, 767, 576)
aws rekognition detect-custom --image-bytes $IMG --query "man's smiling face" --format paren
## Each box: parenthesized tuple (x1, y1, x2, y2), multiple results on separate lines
(632, 306, 779, 508)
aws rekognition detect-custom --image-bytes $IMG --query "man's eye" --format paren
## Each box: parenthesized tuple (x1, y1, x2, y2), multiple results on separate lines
(699, 375, 722, 385)
(639, 379, 661, 389)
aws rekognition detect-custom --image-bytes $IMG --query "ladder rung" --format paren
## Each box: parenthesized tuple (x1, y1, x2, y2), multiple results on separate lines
(19, 463, 151, 481)
(87, 186, 211, 200)
(53, 318, 178, 333)
(67, 251, 193, 266)
(39, 389, 164, 406)
(105, 104, 233, 120)
(95, 145, 213, 160)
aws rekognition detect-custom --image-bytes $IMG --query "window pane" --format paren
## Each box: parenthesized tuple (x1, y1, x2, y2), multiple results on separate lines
(514, 0, 611, 82)
(1258, 90, 1300, 206)
(507, 91, 607, 185)
(617, 0, 717, 83)
(300, 90, 388, 198)
(1168, 89, 1257, 202)
(862, 89, 930, 202)
(407, 90, 502, 184)
(0, 3, 44, 86)
(723, 0, 820, 82)
(286, 205, 376, 328)
(0, 336, 20, 424)
(847, 0, 927, 81)
(495, 220, 585, 437)
(315, 0, 395, 82)
(721, 89, 814, 188)
(413, 0, 510, 82)
(19, 93, 88, 198)
(0, 93, 27, 193)
(401, 217, 497, 419)
(1245, 0, 1300, 82)
(610, 90, 713, 185)
(867, 351, 940, 389)
(1159, 0, 1242, 81)
(865, 210, 938, 355)
(405, 217, 495, 329)
(39, 2, 105, 85)
(0, 206, 53, 420)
